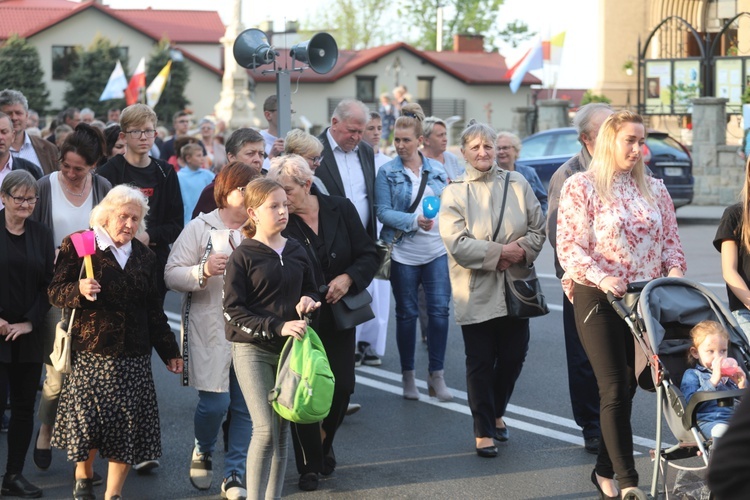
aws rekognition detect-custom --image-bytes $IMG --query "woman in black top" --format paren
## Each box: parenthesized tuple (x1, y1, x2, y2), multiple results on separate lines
(48, 185, 182, 500)
(267, 155, 378, 491)
(223, 178, 320, 499)
(0, 170, 55, 498)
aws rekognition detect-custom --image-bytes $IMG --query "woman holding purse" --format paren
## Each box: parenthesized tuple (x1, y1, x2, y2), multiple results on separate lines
(439, 121, 545, 458)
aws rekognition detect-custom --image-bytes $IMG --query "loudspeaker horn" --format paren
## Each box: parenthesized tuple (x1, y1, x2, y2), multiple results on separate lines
(290, 32, 338, 74)
(233, 28, 276, 69)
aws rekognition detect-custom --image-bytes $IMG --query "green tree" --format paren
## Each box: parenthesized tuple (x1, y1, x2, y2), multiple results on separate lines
(147, 38, 190, 125)
(398, 0, 504, 51)
(63, 35, 128, 117)
(0, 34, 50, 114)
(581, 90, 611, 105)
(301, 0, 392, 49)
(497, 20, 536, 49)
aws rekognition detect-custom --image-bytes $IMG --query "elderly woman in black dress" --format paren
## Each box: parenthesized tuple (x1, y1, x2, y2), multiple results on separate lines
(0, 170, 55, 498)
(49, 185, 182, 500)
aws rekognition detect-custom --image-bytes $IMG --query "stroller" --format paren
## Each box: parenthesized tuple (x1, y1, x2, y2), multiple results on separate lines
(610, 277, 750, 499)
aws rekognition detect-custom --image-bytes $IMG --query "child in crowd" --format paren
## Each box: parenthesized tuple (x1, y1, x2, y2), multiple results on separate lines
(681, 320, 747, 440)
(223, 177, 320, 499)
(177, 143, 214, 225)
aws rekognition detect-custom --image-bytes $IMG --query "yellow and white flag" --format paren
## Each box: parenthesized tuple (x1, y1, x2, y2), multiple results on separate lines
(146, 60, 172, 107)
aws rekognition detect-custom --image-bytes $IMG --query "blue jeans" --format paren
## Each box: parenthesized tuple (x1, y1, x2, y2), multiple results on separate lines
(732, 309, 750, 338)
(390, 254, 451, 373)
(194, 365, 252, 480)
(232, 343, 288, 500)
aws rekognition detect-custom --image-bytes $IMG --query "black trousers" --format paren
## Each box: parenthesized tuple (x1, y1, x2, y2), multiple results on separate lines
(461, 316, 529, 439)
(0, 360, 43, 475)
(291, 305, 355, 474)
(573, 283, 638, 489)
(563, 294, 601, 439)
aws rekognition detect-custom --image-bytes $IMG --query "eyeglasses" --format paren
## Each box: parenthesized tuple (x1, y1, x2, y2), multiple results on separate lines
(237, 186, 246, 193)
(125, 129, 157, 139)
(308, 156, 323, 165)
(7, 195, 39, 206)
(497, 146, 515, 152)
(243, 150, 268, 159)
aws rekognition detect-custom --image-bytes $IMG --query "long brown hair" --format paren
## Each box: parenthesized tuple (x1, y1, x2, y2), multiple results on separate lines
(240, 178, 284, 239)
(742, 157, 750, 253)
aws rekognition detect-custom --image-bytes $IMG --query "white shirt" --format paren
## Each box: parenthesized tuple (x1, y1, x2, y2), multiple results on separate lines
(10, 131, 43, 171)
(50, 172, 94, 247)
(326, 129, 370, 230)
(0, 155, 12, 209)
(260, 129, 276, 172)
(94, 225, 132, 270)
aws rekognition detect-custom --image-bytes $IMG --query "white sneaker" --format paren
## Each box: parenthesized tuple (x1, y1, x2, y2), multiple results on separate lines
(221, 472, 247, 500)
(189, 448, 213, 490)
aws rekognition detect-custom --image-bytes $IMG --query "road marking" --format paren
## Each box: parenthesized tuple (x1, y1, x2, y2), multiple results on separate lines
(357, 365, 660, 452)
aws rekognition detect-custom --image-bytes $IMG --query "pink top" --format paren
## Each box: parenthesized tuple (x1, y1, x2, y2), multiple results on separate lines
(556, 170, 686, 300)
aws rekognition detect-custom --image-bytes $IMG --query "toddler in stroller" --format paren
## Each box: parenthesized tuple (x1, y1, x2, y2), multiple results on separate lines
(681, 321, 747, 441)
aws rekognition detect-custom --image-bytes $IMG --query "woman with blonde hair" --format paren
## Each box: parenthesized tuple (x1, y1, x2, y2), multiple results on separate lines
(557, 110, 686, 499)
(283, 129, 328, 194)
(375, 102, 453, 402)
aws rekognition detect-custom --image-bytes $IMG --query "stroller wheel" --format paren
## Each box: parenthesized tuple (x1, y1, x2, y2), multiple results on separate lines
(622, 488, 648, 500)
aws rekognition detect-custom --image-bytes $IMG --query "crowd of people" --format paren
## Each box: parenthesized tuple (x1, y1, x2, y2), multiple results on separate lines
(2, 83, 750, 500)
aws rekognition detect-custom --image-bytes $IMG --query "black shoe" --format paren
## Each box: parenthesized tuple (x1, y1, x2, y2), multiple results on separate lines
(321, 447, 336, 476)
(2, 473, 43, 498)
(298, 472, 319, 491)
(73, 469, 103, 486)
(494, 426, 509, 442)
(73, 478, 95, 500)
(475, 445, 498, 458)
(33, 430, 52, 470)
(590, 469, 619, 500)
(584, 436, 600, 454)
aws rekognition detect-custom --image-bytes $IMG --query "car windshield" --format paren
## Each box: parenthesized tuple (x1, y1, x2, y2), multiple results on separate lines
(519, 131, 580, 158)
(520, 135, 550, 158)
(551, 132, 581, 156)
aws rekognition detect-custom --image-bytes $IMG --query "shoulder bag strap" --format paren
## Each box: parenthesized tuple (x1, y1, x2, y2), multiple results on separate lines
(406, 169, 429, 214)
(492, 172, 511, 242)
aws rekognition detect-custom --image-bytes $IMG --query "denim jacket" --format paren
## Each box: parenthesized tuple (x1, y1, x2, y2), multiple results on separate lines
(375, 152, 448, 244)
(680, 364, 739, 426)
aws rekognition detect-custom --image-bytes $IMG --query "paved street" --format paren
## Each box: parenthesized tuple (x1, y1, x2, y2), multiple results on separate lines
(1, 221, 725, 499)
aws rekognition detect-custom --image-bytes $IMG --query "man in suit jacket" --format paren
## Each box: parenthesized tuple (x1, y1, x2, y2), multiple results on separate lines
(0, 89, 59, 176)
(0, 113, 41, 198)
(316, 99, 377, 241)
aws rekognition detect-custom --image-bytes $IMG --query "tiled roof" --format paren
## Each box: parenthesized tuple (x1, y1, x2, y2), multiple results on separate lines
(249, 42, 541, 86)
(0, 0, 225, 44)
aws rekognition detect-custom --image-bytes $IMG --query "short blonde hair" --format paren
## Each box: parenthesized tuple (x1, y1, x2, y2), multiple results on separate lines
(180, 142, 203, 160)
(688, 320, 730, 365)
(496, 131, 522, 153)
(284, 129, 323, 158)
(266, 154, 313, 186)
(119, 104, 157, 132)
(90, 185, 150, 237)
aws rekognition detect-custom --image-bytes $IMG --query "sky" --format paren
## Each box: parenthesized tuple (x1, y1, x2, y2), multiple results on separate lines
(104, 0, 598, 89)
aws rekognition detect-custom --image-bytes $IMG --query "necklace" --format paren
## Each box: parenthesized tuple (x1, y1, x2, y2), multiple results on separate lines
(61, 174, 88, 197)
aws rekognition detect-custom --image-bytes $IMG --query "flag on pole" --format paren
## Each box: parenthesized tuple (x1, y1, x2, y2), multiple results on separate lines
(505, 38, 543, 94)
(125, 57, 146, 106)
(99, 60, 128, 101)
(542, 32, 566, 65)
(146, 60, 172, 107)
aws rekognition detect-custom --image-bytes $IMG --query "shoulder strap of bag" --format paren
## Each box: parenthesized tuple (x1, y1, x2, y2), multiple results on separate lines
(406, 169, 429, 214)
(492, 172, 511, 242)
(63, 262, 87, 325)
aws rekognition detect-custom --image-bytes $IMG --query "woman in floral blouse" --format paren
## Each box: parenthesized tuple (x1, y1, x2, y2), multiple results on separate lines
(557, 111, 686, 500)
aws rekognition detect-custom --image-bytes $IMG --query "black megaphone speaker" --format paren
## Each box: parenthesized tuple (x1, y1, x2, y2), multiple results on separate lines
(233, 28, 276, 69)
(290, 32, 339, 74)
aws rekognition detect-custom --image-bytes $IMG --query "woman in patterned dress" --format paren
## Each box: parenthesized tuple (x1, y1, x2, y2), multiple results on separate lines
(556, 111, 686, 500)
(48, 185, 182, 500)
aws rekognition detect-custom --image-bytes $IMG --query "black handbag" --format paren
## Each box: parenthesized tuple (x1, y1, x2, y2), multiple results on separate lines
(374, 170, 429, 280)
(493, 172, 549, 319)
(322, 286, 375, 330)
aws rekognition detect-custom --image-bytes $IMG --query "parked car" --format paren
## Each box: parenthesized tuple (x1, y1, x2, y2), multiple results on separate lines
(516, 127, 694, 208)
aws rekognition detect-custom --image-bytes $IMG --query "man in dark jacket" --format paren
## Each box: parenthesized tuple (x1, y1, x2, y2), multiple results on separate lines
(546, 102, 613, 454)
(0, 114, 41, 203)
(0, 89, 59, 175)
(316, 99, 377, 241)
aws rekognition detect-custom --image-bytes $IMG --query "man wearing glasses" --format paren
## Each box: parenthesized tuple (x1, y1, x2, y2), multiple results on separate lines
(0, 113, 42, 209)
(160, 110, 205, 161)
(98, 104, 184, 308)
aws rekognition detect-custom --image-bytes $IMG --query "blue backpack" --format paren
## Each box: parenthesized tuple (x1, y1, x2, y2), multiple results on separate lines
(269, 326, 335, 423)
